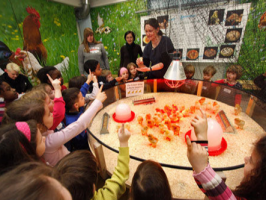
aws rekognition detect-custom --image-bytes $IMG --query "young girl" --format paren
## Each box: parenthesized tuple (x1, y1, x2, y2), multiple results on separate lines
(0, 120, 45, 175)
(3, 85, 107, 166)
(131, 160, 172, 200)
(186, 112, 266, 199)
(22, 75, 65, 131)
(214, 64, 243, 106)
(127, 62, 140, 81)
(0, 162, 72, 200)
(54, 124, 130, 200)
(37, 66, 67, 91)
(33, 83, 55, 100)
(119, 67, 130, 83)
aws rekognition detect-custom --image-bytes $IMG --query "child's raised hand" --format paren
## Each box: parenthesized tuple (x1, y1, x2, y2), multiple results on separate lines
(186, 136, 208, 173)
(92, 75, 98, 83)
(191, 109, 208, 141)
(118, 123, 131, 147)
(47, 74, 61, 91)
(86, 69, 93, 84)
(96, 85, 107, 103)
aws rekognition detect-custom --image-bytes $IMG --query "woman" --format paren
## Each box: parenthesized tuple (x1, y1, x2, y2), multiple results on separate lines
(120, 31, 142, 70)
(136, 18, 175, 79)
(78, 28, 109, 76)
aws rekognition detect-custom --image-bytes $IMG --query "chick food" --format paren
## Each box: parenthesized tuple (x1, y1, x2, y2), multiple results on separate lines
(89, 93, 264, 199)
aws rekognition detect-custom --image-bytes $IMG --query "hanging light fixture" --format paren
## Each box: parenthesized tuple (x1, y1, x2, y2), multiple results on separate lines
(163, 53, 186, 88)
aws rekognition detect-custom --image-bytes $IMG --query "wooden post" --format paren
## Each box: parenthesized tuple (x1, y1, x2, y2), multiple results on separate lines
(197, 81, 203, 96)
(153, 79, 157, 93)
(215, 86, 221, 100)
(114, 86, 120, 101)
(246, 95, 256, 117)
(93, 142, 108, 179)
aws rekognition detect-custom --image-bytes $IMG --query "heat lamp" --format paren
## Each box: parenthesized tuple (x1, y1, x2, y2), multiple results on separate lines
(163, 56, 186, 88)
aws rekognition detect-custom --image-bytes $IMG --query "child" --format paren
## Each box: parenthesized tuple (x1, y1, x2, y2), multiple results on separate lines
(203, 65, 216, 82)
(0, 120, 45, 175)
(214, 64, 242, 106)
(119, 67, 130, 83)
(254, 71, 266, 103)
(37, 66, 67, 91)
(84, 59, 122, 93)
(54, 124, 131, 200)
(184, 64, 195, 79)
(62, 73, 95, 151)
(69, 75, 99, 103)
(0, 162, 72, 200)
(32, 83, 55, 100)
(0, 80, 18, 124)
(2, 85, 107, 166)
(0, 62, 32, 94)
(131, 160, 172, 200)
(102, 70, 114, 82)
(179, 64, 198, 94)
(127, 62, 140, 81)
(186, 111, 266, 199)
(201, 65, 217, 99)
(22, 75, 65, 131)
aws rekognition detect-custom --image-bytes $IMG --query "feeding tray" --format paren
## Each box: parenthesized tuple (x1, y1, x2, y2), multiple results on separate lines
(185, 130, 227, 156)
(112, 111, 135, 123)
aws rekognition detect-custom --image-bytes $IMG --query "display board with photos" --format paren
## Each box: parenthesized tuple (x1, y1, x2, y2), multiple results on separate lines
(140, 3, 251, 63)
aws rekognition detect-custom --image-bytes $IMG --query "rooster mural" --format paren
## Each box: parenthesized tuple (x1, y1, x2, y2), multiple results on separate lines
(23, 7, 47, 65)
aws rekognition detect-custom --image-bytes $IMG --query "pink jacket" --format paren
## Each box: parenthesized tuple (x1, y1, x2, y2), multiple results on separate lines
(43, 99, 103, 166)
(50, 97, 65, 130)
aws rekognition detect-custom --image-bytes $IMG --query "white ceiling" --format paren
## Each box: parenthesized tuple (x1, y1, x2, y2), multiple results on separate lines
(49, 0, 128, 8)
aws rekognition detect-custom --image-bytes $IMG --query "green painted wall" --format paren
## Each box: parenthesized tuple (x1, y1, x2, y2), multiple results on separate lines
(90, 1, 146, 75)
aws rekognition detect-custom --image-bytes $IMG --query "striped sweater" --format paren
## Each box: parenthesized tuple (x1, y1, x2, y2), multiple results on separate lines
(193, 164, 246, 200)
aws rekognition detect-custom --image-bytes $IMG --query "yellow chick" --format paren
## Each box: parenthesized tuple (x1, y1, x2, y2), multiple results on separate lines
(147, 134, 158, 148)
(234, 118, 245, 129)
(141, 126, 149, 136)
(234, 104, 242, 116)
(164, 129, 173, 141)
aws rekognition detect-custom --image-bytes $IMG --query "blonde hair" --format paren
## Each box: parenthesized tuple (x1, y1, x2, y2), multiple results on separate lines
(127, 62, 137, 71)
(6, 63, 20, 73)
(82, 28, 101, 53)
(226, 64, 243, 80)
(184, 64, 195, 74)
(102, 70, 112, 77)
(203, 65, 217, 76)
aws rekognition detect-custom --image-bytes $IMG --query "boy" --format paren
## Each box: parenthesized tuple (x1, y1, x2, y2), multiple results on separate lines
(184, 64, 195, 79)
(0, 63, 32, 94)
(0, 80, 18, 124)
(102, 70, 114, 82)
(179, 64, 198, 94)
(214, 64, 242, 106)
(203, 65, 217, 82)
(201, 65, 217, 99)
(84, 59, 122, 93)
(62, 74, 94, 151)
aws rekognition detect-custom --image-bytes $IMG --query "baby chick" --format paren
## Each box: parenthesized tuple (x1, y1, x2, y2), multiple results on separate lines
(234, 118, 245, 129)
(234, 104, 242, 116)
(141, 126, 149, 136)
(147, 134, 158, 148)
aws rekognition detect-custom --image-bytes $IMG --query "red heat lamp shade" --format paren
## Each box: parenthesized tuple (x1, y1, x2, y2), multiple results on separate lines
(163, 59, 186, 89)
(164, 79, 185, 88)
